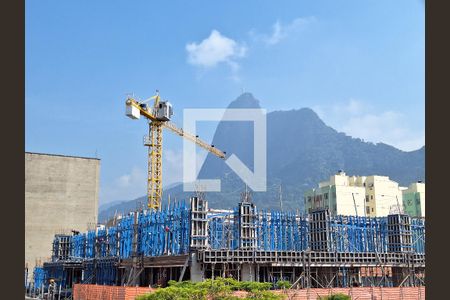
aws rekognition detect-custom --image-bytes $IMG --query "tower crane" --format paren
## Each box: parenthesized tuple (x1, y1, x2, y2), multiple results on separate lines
(125, 91, 226, 210)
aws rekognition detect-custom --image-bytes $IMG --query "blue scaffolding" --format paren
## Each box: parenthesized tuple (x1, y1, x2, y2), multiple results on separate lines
(86, 230, 96, 258)
(83, 258, 118, 285)
(97, 228, 108, 257)
(43, 201, 426, 289)
(108, 226, 119, 256)
(208, 211, 236, 250)
(328, 215, 389, 253)
(411, 218, 425, 253)
(256, 210, 309, 251)
(96, 258, 118, 285)
(72, 233, 86, 259)
(33, 266, 46, 289)
(33, 198, 425, 288)
(44, 263, 66, 288)
(50, 205, 426, 259)
(118, 213, 135, 258)
(139, 201, 190, 256)
(208, 206, 310, 251)
(52, 234, 72, 261)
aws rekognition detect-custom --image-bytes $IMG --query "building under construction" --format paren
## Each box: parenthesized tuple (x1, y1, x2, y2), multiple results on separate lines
(30, 191, 425, 294)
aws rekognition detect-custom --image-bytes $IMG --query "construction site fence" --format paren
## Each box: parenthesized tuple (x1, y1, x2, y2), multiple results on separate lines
(276, 286, 426, 300)
(73, 284, 154, 300)
(72, 284, 425, 300)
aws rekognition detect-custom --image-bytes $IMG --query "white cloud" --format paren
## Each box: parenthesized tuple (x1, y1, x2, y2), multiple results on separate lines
(252, 17, 316, 46)
(264, 21, 284, 45)
(163, 149, 183, 187)
(186, 30, 247, 69)
(116, 167, 146, 188)
(315, 99, 424, 151)
(341, 111, 425, 150)
(314, 98, 365, 120)
(117, 174, 131, 187)
(342, 98, 365, 115)
(164, 148, 209, 187)
(100, 166, 147, 205)
(100, 148, 212, 205)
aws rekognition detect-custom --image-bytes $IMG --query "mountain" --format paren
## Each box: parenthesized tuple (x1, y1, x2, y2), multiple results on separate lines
(98, 93, 425, 222)
(98, 200, 127, 212)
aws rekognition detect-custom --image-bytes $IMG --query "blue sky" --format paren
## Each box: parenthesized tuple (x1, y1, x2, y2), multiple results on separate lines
(25, 0, 424, 205)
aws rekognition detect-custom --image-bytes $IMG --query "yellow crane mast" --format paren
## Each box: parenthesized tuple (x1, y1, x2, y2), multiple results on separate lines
(125, 91, 226, 210)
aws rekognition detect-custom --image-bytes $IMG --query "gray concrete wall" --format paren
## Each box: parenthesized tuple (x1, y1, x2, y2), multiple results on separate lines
(25, 152, 100, 282)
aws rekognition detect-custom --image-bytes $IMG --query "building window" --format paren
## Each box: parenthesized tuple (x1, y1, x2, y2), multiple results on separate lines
(370, 195, 373, 200)
(366, 207, 370, 214)
(307, 196, 311, 203)
(324, 193, 328, 200)
(366, 195, 369, 202)
(371, 208, 374, 212)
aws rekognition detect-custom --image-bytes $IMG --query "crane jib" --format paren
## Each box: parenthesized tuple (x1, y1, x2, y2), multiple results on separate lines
(125, 93, 226, 210)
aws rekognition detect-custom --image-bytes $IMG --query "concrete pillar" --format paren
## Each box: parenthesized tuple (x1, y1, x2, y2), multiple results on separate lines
(149, 268, 154, 285)
(241, 264, 255, 282)
(256, 265, 260, 282)
(355, 268, 362, 286)
(190, 252, 204, 282)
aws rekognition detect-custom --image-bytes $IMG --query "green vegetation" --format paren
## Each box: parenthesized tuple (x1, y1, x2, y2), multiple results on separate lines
(136, 277, 285, 300)
(275, 280, 290, 290)
(318, 293, 351, 300)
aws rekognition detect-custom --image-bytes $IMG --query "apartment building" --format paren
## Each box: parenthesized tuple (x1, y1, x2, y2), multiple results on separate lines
(304, 171, 405, 217)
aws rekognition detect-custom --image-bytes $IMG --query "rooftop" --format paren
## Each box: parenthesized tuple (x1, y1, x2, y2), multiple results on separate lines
(25, 151, 100, 161)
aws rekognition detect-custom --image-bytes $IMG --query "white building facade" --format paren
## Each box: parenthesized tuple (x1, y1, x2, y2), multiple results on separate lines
(304, 171, 406, 217)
